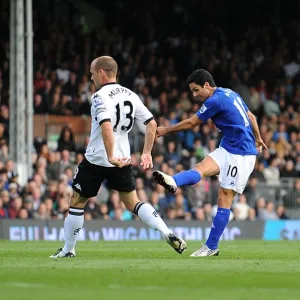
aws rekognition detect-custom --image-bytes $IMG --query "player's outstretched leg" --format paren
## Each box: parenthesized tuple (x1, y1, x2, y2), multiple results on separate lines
(134, 201, 187, 254)
(120, 192, 187, 254)
(190, 188, 234, 257)
(153, 169, 201, 194)
(153, 155, 219, 194)
(50, 191, 86, 258)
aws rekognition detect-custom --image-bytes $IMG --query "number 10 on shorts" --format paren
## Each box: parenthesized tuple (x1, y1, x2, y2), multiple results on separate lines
(226, 165, 237, 177)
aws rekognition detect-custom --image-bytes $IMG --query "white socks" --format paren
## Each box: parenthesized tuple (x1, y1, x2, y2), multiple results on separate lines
(62, 203, 172, 252)
(134, 202, 172, 237)
(62, 207, 84, 253)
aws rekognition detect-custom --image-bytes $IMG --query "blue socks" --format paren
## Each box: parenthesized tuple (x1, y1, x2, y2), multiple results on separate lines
(173, 169, 201, 187)
(206, 207, 230, 250)
(172, 170, 230, 250)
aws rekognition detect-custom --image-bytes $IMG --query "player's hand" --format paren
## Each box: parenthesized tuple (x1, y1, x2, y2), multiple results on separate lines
(109, 157, 132, 168)
(156, 127, 168, 138)
(140, 153, 153, 170)
(256, 138, 268, 153)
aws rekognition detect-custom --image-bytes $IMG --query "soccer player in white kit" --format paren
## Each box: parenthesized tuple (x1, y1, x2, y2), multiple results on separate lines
(50, 56, 187, 258)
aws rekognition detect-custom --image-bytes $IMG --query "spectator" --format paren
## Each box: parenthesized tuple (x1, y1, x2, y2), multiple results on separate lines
(0, 198, 8, 218)
(187, 180, 209, 210)
(276, 205, 290, 220)
(164, 141, 180, 167)
(34, 94, 48, 114)
(233, 195, 250, 221)
(8, 197, 23, 219)
(263, 157, 281, 186)
(202, 202, 213, 222)
(252, 161, 266, 182)
(46, 152, 61, 180)
(33, 203, 51, 220)
(85, 197, 101, 219)
(248, 208, 256, 221)
(99, 203, 110, 220)
(280, 160, 299, 178)
(255, 197, 266, 219)
(18, 208, 29, 220)
(260, 201, 279, 220)
(56, 62, 70, 85)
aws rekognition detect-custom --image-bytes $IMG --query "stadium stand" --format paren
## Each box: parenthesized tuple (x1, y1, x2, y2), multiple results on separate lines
(0, 0, 299, 221)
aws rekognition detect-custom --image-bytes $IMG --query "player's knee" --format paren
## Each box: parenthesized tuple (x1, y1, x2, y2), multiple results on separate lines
(194, 156, 220, 178)
(70, 191, 88, 208)
(124, 202, 136, 213)
(193, 165, 204, 177)
(218, 188, 235, 208)
(119, 191, 139, 212)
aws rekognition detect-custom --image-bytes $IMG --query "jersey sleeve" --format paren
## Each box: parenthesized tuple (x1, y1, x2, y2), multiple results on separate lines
(196, 95, 220, 122)
(134, 95, 154, 125)
(92, 94, 111, 125)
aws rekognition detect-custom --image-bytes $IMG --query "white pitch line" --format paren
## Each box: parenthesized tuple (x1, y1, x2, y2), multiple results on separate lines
(108, 284, 166, 291)
(108, 284, 299, 293)
(3, 282, 47, 288)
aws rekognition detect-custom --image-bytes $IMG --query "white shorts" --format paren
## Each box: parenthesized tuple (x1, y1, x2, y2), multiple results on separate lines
(208, 147, 256, 194)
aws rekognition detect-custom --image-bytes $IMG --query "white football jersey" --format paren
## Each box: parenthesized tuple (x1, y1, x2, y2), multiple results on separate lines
(85, 83, 154, 167)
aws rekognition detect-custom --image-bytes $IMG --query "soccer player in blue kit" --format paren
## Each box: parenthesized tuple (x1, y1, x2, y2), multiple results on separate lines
(153, 69, 268, 257)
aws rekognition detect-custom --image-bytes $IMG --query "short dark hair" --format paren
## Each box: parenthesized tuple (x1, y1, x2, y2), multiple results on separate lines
(187, 69, 216, 87)
(94, 56, 118, 77)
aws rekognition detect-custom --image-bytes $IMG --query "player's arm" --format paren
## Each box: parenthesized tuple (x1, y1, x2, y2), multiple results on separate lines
(134, 94, 157, 169)
(157, 96, 218, 137)
(247, 111, 268, 152)
(101, 120, 131, 167)
(101, 120, 114, 161)
(93, 94, 130, 168)
(247, 111, 261, 140)
(143, 119, 157, 155)
(92, 94, 115, 162)
(157, 115, 201, 137)
(140, 119, 157, 169)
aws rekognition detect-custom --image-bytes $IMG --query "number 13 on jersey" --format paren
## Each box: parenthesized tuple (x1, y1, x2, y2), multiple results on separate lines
(113, 101, 134, 132)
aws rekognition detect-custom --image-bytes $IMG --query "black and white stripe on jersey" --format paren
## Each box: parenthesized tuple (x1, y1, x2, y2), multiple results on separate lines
(99, 118, 111, 126)
(144, 116, 154, 125)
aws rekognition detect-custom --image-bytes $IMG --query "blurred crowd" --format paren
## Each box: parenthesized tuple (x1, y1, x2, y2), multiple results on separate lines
(0, 0, 299, 221)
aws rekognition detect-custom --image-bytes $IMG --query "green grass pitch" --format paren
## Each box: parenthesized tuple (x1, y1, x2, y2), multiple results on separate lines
(0, 240, 300, 300)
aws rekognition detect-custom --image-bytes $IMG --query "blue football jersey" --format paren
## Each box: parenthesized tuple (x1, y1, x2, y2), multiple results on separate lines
(196, 87, 258, 155)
